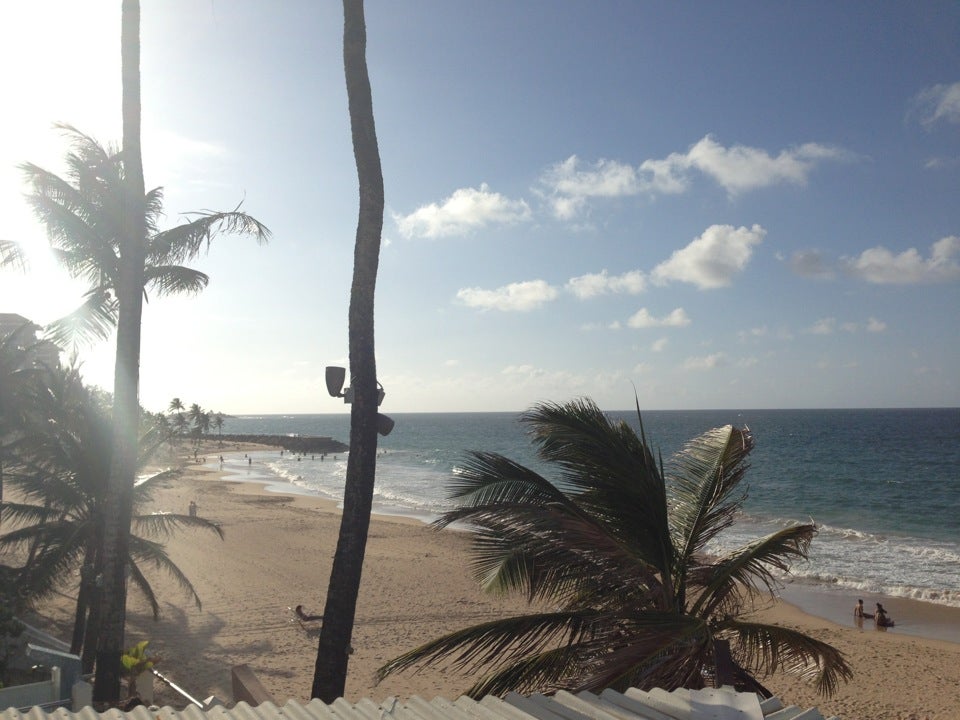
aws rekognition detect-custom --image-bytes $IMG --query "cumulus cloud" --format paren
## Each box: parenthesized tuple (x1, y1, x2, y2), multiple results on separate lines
(538, 135, 848, 220)
(652, 224, 766, 289)
(566, 269, 646, 299)
(684, 352, 727, 370)
(912, 81, 960, 129)
(642, 135, 849, 196)
(867, 317, 887, 333)
(394, 183, 531, 239)
(456, 279, 558, 312)
(539, 156, 641, 220)
(627, 307, 691, 329)
(843, 236, 960, 284)
(651, 337, 669, 352)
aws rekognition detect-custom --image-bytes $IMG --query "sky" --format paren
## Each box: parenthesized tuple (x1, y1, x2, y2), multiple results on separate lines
(1, 1, 958, 414)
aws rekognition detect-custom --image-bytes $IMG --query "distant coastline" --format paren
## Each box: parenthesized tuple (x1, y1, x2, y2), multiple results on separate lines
(214, 433, 348, 455)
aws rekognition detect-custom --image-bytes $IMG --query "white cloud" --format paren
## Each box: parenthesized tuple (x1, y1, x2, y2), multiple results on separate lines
(394, 183, 531, 239)
(866, 317, 887, 333)
(627, 307, 691, 329)
(844, 236, 960, 284)
(642, 135, 848, 196)
(684, 352, 727, 370)
(538, 135, 847, 220)
(807, 318, 836, 335)
(566, 269, 646, 299)
(456, 279, 558, 312)
(651, 337, 668, 352)
(652, 224, 766, 289)
(912, 81, 960, 129)
(539, 156, 641, 220)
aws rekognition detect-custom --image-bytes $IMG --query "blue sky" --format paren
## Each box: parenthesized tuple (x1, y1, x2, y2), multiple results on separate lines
(1, 1, 958, 413)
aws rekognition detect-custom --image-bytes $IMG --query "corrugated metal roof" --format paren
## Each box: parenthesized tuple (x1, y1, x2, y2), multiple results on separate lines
(1, 687, 837, 720)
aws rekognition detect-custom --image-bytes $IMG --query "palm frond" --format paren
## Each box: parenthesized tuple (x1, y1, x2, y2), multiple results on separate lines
(1, 239, 28, 271)
(129, 536, 204, 610)
(721, 618, 852, 696)
(690, 524, 816, 618)
(441, 451, 572, 509)
(377, 610, 600, 684)
(44, 290, 118, 348)
(669, 425, 752, 568)
(132, 511, 224, 540)
(149, 208, 270, 266)
(520, 400, 674, 581)
(127, 555, 162, 619)
(143, 264, 209, 297)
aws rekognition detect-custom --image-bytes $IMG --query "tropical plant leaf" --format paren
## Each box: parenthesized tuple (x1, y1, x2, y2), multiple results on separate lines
(721, 618, 852, 696)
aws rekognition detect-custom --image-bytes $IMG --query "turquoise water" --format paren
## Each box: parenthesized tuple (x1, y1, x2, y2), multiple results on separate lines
(217, 408, 960, 608)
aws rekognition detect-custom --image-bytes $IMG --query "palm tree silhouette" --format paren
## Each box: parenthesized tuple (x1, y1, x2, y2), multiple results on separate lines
(0, 364, 222, 670)
(20, 127, 270, 349)
(378, 399, 851, 698)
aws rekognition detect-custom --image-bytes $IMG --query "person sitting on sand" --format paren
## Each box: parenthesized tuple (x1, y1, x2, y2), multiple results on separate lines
(875, 602, 894, 627)
(854, 598, 874, 619)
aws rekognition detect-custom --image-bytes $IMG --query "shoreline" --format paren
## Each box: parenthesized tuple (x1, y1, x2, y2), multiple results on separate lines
(217, 449, 960, 646)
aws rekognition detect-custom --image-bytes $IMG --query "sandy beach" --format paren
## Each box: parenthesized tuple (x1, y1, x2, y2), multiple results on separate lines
(25, 451, 960, 720)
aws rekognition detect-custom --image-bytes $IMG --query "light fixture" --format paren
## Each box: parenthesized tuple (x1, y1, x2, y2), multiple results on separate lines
(325, 365, 394, 436)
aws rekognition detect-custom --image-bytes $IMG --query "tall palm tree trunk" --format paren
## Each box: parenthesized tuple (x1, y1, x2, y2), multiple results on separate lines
(93, 0, 147, 702)
(311, 0, 384, 701)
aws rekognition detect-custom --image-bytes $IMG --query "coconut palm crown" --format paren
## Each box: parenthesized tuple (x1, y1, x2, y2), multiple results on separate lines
(378, 398, 851, 698)
(20, 124, 270, 347)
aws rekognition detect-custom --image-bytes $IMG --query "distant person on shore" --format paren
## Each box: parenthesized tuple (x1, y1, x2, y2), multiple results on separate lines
(855, 599, 865, 618)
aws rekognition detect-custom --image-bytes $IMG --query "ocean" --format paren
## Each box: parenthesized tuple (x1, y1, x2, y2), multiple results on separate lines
(213, 408, 960, 612)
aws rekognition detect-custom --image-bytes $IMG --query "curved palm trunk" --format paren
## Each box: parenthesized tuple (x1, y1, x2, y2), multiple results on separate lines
(93, 0, 147, 702)
(311, 0, 384, 701)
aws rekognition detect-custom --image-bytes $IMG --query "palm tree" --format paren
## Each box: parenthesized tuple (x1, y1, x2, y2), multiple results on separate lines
(212, 412, 225, 445)
(20, 129, 271, 348)
(312, 0, 385, 702)
(188, 403, 207, 444)
(18, 2, 266, 700)
(0, 322, 48, 529)
(377, 399, 851, 698)
(0, 365, 223, 671)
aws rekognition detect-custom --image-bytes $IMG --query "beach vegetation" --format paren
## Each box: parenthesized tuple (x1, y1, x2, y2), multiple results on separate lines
(18, 0, 266, 699)
(0, 361, 224, 673)
(19, 127, 271, 350)
(377, 398, 852, 698)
